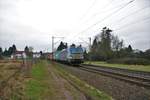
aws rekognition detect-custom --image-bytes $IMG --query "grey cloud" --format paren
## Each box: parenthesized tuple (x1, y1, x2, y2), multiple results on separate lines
(0, 0, 150, 51)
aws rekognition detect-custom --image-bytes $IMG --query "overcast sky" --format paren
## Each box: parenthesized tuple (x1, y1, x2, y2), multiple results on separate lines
(0, 0, 150, 52)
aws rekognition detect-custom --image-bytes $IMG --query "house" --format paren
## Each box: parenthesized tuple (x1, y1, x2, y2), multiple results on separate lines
(47, 53, 53, 60)
(33, 52, 41, 58)
(11, 51, 26, 59)
(133, 49, 141, 53)
(42, 52, 52, 60)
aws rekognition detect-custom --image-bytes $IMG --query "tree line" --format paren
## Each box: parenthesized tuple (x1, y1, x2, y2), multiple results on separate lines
(0, 44, 16, 58)
(56, 42, 80, 51)
(84, 27, 150, 65)
(0, 45, 33, 59)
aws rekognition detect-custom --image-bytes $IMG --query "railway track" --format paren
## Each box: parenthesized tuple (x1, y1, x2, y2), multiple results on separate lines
(78, 64, 150, 88)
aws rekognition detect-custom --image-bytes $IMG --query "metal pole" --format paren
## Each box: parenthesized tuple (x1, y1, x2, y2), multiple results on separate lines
(89, 37, 92, 64)
(78, 37, 92, 63)
(51, 36, 64, 60)
(89, 37, 91, 50)
(52, 36, 54, 60)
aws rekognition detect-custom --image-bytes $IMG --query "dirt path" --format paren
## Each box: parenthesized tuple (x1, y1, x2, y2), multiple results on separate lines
(1, 61, 111, 100)
(47, 62, 87, 100)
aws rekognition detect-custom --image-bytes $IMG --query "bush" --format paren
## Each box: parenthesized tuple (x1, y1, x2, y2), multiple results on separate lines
(107, 57, 150, 65)
(0, 55, 3, 60)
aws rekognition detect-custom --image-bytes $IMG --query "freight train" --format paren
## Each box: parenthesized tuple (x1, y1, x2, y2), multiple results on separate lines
(53, 45, 84, 64)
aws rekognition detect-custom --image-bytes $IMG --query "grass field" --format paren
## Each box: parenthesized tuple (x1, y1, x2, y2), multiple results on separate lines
(0, 61, 21, 84)
(0, 60, 112, 99)
(85, 61, 150, 72)
(0, 60, 25, 100)
(25, 61, 55, 99)
(25, 60, 112, 100)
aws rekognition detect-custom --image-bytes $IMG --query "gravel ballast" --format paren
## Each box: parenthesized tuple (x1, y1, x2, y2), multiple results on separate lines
(58, 64, 150, 100)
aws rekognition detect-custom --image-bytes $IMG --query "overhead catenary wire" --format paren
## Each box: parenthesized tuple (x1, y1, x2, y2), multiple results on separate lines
(80, 0, 98, 20)
(82, 0, 116, 21)
(83, 0, 129, 24)
(69, 0, 135, 41)
(114, 16, 150, 31)
(108, 5, 150, 27)
(89, 4, 150, 33)
(80, 0, 135, 34)
(87, 14, 150, 36)
(67, 0, 150, 52)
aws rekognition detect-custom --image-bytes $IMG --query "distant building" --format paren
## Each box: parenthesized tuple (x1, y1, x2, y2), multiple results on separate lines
(133, 49, 141, 53)
(11, 51, 26, 59)
(43, 52, 52, 60)
(47, 53, 53, 60)
(33, 52, 41, 58)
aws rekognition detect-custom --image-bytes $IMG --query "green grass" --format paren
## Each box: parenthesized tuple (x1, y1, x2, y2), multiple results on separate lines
(26, 80, 45, 100)
(31, 62, 46, 80)
(53, 63, 113, 100)
(85, 61, 150, 72)
(25, 61, 47, 100)
(25, 61, 57, 100)
(25, 60, 112, 100)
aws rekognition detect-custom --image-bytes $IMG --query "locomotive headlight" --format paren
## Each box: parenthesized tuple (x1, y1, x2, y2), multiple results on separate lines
(68, 56, 73, 59)
(80, 56, 84, 59)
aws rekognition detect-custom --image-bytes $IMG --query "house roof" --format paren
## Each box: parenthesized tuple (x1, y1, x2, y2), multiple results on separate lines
(43, 52, 52, 55)
(33, 52, 41, 54)
(15, 51, 25, 54)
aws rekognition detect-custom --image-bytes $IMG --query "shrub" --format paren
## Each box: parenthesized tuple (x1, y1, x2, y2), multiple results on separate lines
(107, 57, 150, 65)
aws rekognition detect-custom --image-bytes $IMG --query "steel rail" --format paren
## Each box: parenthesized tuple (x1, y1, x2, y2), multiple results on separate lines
(78, 64, 150, 88)
(82, 64, 150, 79)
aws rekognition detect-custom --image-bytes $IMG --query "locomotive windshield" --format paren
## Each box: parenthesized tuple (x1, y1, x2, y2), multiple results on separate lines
(70, 47, 83, 54)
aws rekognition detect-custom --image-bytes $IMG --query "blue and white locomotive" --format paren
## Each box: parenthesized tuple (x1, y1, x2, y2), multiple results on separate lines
(53, 45, 84, 64)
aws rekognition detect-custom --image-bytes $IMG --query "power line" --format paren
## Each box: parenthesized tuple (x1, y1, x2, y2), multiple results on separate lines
(114, 16, 150, 31)
(78, 10, 150, 39)
(68, 1, 132, 42)
(83, 0, 128, 24)
(51, 36, 64, 52)
(109, 5, 150, 27)
(81, 4, 150, 34)
(81, 0, 135, 33)
(80, 0, 98, 20)
(80, 0, 117, 22)
(68, 0, 135, 43)
(86, 15, 150, 36)
(70, 0, 135, 40)
(88, 0, 116, 16)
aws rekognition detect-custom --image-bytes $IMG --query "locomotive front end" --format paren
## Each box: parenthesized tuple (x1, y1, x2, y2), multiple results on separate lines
(67, 45, 84, 64)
